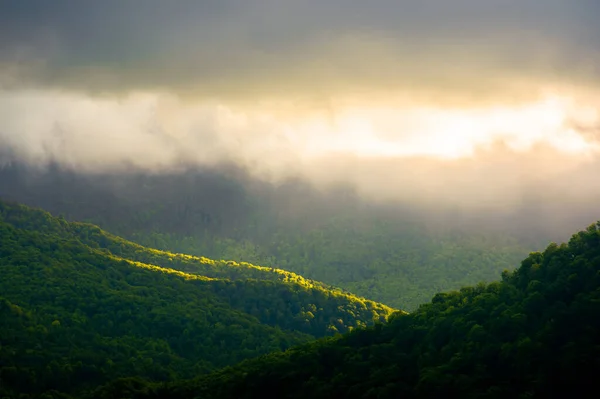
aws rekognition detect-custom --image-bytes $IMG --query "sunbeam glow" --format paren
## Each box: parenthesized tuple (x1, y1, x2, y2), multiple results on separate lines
(292, 95, 599, 159)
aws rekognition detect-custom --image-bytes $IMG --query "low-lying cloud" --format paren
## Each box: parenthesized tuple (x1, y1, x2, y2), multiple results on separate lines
(1, 0, 600, 224)
(1, 89, 599, 213)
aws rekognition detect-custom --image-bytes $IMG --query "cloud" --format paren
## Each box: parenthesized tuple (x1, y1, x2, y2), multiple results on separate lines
(1, 88, 599, 214)
(1, 0, 600, 219)
(0, 90, 307, 175)
(0, 1, 599, 104)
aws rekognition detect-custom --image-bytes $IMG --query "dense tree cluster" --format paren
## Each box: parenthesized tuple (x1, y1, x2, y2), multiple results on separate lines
(0, 200, 393, 398)
(93, 222, 600, 398)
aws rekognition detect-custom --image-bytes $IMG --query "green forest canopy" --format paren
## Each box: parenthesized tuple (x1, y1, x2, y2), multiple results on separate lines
(0, 199, 394, 398)
(90, 221, 600, 399)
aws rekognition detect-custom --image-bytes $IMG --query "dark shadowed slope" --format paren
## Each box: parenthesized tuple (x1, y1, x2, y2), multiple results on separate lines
(0, 199, 394, 398)
(96, 221, 600, 399)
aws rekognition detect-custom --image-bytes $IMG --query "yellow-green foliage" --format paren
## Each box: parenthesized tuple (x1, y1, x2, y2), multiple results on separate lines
(79, 222, 396, 320)
(0, 199, 396, 398)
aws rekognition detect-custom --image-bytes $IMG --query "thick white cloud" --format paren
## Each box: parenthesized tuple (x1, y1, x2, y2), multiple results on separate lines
(1, 89, 599, 210)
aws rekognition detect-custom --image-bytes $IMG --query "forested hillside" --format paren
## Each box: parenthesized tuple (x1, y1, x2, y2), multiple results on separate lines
(0, 163, 553, 309)
(1, 2, 598, 398)
(94, 221, 600, 399)
(0, 200, 393, 398)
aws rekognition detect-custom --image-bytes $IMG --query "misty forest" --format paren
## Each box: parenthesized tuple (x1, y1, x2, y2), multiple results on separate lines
(2, 1, 600, 398)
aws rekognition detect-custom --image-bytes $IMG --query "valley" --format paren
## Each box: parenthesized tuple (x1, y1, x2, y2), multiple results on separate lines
(1, 166, 599, 398)
(2, 2, 599, 397)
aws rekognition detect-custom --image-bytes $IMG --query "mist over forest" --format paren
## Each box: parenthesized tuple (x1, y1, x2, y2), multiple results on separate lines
(2, 1, 600, 398)
(1, 148, 597, 244)
(1, 152, 598, 311)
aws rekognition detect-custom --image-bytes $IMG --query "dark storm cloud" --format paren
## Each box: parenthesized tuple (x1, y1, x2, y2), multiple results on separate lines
(1, 0, 599, 100)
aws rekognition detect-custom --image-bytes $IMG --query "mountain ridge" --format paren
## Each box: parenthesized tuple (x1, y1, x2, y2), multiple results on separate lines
(0, 198, 394, 398)
(89, 220, 600, 398)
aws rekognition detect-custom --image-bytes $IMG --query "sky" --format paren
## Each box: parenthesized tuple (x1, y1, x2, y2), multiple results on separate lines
(1, 0, 600, 208)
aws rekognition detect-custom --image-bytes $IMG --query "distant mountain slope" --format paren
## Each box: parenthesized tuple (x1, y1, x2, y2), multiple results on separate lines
(102, 221, 600, 399)
(0, 163, 551, 310)
(0, 199, 370, 298)
(0, 200, 394, 398)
